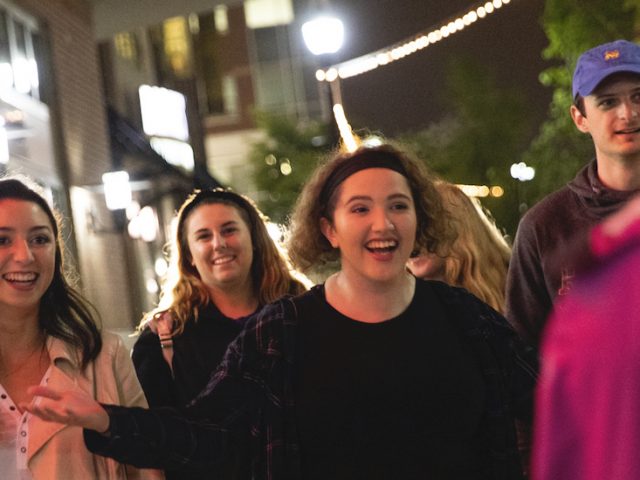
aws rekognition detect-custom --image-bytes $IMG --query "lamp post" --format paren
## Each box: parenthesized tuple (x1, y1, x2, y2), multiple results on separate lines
(301, 6, 344, 147)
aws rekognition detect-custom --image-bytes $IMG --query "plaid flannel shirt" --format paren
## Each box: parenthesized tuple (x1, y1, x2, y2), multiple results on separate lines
(85, 280, 538, 480)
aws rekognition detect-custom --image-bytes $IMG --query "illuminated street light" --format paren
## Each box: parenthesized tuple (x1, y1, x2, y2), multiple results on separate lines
(301, 7, 352, 148)
(301, 16, 344, 55)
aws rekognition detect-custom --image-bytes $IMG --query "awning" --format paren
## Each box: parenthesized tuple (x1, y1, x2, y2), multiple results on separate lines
(107, 106, 222, 191)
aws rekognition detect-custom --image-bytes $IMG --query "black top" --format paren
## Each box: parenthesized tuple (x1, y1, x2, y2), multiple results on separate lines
(295, 283, 486, 479)
(133, 303, 248, 409)
(86, 280, 536, 480)
(132, 302, 250, 479)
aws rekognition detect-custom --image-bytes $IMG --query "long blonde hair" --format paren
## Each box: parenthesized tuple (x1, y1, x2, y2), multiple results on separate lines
(432, 183, 511, 313)
(140, 188, 306, 334)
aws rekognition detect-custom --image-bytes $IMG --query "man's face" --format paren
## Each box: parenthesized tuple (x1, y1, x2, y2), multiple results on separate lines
(571, 73, 640, 163)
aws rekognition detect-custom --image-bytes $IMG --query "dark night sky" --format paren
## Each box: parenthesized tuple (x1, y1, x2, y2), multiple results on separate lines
(323, 0, 552, 139)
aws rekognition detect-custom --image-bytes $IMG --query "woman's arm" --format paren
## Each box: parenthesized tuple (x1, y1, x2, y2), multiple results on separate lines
(24, 385, 110, 432)
(23, 304, 283, 471)
(24, 375, 251, 471)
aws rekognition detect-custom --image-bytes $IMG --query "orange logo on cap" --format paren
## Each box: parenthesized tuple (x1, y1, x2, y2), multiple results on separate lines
(604, 49, 620, 61)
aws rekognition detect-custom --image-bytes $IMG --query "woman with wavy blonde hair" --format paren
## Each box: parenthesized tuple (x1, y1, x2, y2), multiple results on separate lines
(407, 182, 511, 313)
(131, 188, 305, 479)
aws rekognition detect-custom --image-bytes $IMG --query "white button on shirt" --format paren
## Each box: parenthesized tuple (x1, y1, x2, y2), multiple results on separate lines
(0, 368, 51, 480)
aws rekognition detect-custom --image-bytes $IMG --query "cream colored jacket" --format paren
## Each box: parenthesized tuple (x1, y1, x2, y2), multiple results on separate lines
(27, 331, 163, 480)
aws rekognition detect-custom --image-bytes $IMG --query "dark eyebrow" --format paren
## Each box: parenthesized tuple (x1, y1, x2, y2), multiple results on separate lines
(594, 86, 640, 99)
(0, 225, 52, 233)
(192, 220, 239, 235)
(388, 193, 412, 201)
(593, 91, 617, 100)
(31, 225, 53, 233)
(343, 193, 412, 205)
(344, 195, 372, 206)
(220, 220, 239, 228)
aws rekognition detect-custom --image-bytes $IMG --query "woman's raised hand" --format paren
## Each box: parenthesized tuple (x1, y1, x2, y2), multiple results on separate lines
(22, 385, 110, 433)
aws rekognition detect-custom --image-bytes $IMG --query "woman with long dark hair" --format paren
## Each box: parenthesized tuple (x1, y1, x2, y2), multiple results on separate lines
(0, 176, 160, 479)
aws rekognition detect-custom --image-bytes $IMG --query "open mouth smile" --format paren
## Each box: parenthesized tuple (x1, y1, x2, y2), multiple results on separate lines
(3, 272, 38, 284)
(365, 239, 398, 253)
(615, 126, 640, 135)
(213, 255, 235, 266)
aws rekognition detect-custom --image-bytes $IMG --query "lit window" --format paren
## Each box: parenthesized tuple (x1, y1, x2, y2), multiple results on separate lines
(244, 0, 293, 29)
(0, 6, 42, 100)
(163, 17, 192, 77)
(222, 75, 238, 115)
(114, 32, 138, 61)
(214, 5, 229, 34)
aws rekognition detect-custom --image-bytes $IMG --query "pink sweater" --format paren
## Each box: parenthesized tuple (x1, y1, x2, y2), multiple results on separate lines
(533, 216, 640, 480)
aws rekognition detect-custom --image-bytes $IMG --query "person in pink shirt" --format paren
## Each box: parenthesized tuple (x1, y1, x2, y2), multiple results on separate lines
(534, 195, 640, 480)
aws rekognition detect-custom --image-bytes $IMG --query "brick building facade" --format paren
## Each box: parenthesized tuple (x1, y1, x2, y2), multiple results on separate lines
(8, 0, 139, 332)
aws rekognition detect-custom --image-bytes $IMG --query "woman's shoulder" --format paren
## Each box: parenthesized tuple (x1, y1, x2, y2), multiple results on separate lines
(417, 278, 479, 305)
(419, 279, 538, 369)
(132, 325, 159, 343)
(130, 325, 164, 362)
(97, 330, 131, 358)
(418, 279, 508, 328)
(100, 329, 121, 344)
(232, 290, 320, 350)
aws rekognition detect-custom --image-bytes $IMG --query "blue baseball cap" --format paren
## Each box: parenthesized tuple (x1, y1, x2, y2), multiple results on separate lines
(572, 40, 640, 99)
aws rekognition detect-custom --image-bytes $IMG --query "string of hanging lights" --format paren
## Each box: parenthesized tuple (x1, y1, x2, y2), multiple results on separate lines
(315, 0, 514, 83)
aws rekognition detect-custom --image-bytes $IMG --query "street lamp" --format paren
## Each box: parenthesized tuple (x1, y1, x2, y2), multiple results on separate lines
(301, 16, 344, 56)
(301, 6, 345, 147)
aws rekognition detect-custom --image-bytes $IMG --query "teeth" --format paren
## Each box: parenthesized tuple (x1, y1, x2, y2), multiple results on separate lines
(213, 255, 234, 265)
(367, 240, 397, 249)
(4, 272, 37, 282)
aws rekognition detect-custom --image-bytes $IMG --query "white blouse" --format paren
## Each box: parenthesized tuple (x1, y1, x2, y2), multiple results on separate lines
(0, 368, 51, 480)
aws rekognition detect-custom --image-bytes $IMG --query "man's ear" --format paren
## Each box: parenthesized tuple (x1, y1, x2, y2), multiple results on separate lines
(570, 104, 590, 134)
(320, 217, 338, 248)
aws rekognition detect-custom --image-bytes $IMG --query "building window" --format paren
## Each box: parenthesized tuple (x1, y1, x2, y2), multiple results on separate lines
(114, 32, 138, 62)
(244, 0, 293, 29)
(214, 5, 229, 35)
(221, 75, 238, 115)
(0, 3, 43, 101)
(163, 16, 192, 78)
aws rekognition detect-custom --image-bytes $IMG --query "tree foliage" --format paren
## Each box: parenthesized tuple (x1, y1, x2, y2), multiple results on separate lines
(399, 57, 534, 237)
(248, 112, 330, 224)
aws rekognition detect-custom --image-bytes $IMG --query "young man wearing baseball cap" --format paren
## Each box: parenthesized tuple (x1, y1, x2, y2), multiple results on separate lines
(506, 39, 640, 347)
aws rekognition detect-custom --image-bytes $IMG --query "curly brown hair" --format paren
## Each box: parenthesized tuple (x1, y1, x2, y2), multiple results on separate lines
(288, 143, 453, 273)
(142, 188, 306, 334)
